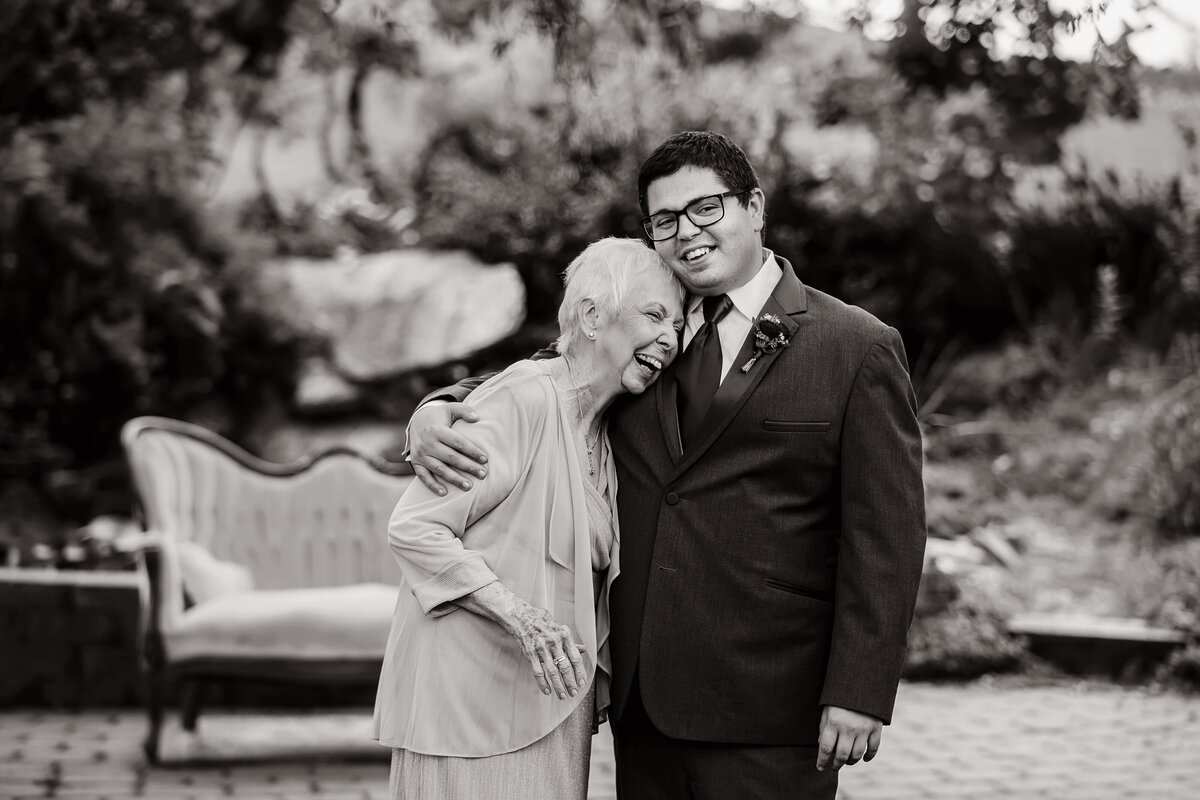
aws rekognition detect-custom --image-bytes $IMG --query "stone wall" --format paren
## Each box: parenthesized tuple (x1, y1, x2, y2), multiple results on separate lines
(0, 569, 142, 708)
(0, 569, 379, 709)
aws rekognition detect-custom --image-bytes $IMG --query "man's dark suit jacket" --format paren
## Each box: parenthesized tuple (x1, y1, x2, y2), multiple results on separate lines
(435, 255, 927, 747)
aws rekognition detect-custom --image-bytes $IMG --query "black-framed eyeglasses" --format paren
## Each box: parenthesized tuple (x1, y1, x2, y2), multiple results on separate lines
(641, 189, 749, 242)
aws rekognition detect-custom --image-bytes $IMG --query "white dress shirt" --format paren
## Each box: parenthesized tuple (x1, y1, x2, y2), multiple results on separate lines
(681, 251, 783, 383)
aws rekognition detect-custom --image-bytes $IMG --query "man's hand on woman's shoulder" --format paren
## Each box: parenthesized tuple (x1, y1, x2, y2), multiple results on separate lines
(408, 401, 490, 495)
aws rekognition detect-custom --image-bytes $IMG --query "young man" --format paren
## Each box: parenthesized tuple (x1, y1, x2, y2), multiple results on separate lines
(407, 131, 927, 799)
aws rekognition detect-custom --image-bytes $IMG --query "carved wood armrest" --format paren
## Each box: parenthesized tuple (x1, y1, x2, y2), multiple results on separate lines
(137, 536, 167, 671)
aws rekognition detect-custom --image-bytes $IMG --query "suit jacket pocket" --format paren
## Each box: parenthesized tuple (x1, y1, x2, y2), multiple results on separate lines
(763, 578, 833, 603)
(762, 420, 831, 433)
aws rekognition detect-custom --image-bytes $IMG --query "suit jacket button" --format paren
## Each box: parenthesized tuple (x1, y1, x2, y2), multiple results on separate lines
(665, 491, 679, 505)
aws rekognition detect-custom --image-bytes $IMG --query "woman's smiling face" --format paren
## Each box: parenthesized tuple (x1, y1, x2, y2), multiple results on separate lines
(593, 268, 684, 395)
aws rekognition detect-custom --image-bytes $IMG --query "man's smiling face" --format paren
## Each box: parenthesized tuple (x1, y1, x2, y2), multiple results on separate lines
(645, 165, 765, 297)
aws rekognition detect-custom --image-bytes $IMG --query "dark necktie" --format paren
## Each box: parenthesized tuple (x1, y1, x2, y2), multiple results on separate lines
(676, 294, 734, 450)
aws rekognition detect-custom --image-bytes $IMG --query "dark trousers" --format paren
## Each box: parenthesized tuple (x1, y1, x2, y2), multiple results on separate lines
(611, 675, 839, 800)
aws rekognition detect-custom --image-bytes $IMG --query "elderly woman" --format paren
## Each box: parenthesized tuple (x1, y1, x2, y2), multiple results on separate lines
(373, 237, 684, 799)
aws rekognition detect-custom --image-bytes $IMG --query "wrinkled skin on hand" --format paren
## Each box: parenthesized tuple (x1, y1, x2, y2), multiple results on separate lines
(455, 581, 587, 699)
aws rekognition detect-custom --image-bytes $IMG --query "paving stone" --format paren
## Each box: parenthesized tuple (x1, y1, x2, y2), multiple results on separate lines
(841, 790, 928, 800)
(5, 681, 1200, 799)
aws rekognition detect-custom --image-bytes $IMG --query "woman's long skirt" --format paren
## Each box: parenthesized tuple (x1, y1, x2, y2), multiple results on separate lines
(388, 684, 595, 800)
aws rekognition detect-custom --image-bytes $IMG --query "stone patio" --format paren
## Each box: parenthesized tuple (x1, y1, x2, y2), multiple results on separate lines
(2, 680, 1198, 799)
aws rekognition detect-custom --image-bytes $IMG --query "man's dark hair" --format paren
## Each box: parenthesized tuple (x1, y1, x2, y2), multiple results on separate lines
(637, 130, 761, 216)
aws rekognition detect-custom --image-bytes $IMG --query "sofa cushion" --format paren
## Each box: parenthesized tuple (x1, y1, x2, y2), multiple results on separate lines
(177, 541, 256, 606)
(165, 583, 399, 662)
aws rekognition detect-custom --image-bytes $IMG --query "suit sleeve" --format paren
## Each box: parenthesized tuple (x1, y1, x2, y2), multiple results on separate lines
(418, 347, 560, 406)
(819, 327, 927, 724)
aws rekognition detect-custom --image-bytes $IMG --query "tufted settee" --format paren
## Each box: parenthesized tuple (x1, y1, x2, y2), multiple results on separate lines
(121, 416, 414, 762)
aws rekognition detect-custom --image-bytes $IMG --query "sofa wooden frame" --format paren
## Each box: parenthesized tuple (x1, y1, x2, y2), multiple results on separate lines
(121, 416, 413, 763)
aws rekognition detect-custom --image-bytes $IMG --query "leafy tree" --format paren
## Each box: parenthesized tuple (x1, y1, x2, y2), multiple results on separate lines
(0, 0, 703, 543)
(0, 1, 313, 534)
(877, 0, 1141, 161)
(772, 0, 1161, 369)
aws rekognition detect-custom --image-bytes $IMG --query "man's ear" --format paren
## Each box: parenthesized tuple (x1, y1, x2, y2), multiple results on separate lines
(748, 187, 766, 233)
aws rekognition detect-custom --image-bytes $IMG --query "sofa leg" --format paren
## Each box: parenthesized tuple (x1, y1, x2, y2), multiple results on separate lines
(180, 680, 204, 732)
(143, 671, 164, 763)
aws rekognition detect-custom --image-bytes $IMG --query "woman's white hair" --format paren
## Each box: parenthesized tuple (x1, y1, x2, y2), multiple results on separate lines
(555, 237, 680, 355)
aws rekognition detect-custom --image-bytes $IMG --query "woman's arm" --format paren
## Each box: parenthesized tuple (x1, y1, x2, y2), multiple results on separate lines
(391, 377, 585, 699)
(409, 347, 560, 494)
(455, 581, 587, 699)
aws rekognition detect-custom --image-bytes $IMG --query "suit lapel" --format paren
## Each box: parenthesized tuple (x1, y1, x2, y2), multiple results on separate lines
(671, 257, 808, 474)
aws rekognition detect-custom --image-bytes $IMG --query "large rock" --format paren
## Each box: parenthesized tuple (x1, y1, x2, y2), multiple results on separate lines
(294, 356, 364, 416)
(259, 249, 525, 382)
(251, 419, 407, 466)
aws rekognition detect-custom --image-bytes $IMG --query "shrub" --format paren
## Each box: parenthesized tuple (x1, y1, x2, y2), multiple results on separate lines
(1126, 538, 1200, 633)
(1139, 376, 1200, 537)
(415, 120, 638, 322)
(0, 121, 299, 520)
(1119, 537, 1200, 689)
(904, 602, 1027, 680)
(1010, 172, 1200, 356)
(1157, 643, 1200, 690)
(0, 3, 304, 526)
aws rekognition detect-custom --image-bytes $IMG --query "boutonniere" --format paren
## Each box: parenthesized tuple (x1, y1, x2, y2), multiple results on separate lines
(740, 313, 791, 373)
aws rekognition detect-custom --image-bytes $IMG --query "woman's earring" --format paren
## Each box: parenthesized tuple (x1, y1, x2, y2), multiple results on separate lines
(586, 330, 596, 340)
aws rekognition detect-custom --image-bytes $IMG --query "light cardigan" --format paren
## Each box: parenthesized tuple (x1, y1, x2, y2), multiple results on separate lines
(372, 360, 619, 757)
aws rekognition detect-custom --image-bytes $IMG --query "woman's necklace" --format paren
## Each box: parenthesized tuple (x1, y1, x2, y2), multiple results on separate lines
(584, 429, 599, 477)
(563, 356, 600, 478)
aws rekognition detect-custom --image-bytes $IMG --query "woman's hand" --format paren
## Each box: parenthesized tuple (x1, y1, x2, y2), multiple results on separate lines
(454, 581, 588, 699)
(408, 402, 490, 495)
(505, 599, 588, 699)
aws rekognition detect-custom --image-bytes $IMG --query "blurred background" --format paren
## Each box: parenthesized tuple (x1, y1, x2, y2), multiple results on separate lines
(2, 0, 1199, 706)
